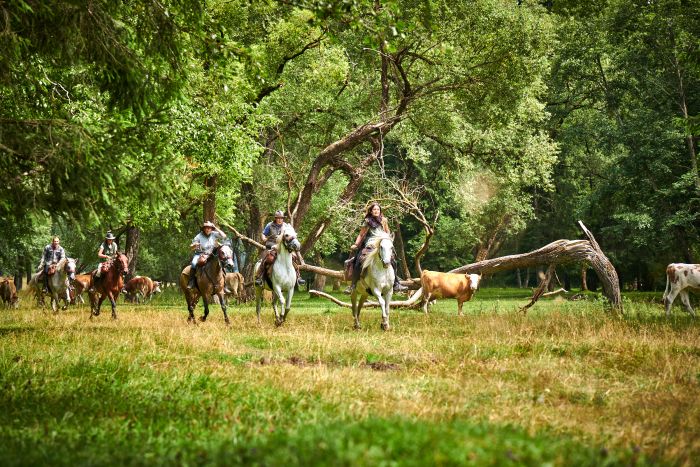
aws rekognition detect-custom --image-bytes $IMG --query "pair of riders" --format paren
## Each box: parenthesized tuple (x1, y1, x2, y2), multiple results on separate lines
(255, 211, 305, 287)
(347, 202, 408, 293)
(37, 232, 119, 293)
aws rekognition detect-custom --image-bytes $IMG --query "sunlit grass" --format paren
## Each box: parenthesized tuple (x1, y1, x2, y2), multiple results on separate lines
(1, 287, 698, 465)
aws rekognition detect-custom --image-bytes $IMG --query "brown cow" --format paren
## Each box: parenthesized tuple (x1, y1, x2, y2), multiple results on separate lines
(71, 274, 93, 305)
(224, 272, 245, 304)
(0, 278, 19, 308)
(420, 270, 481, 315)
(123, 276, 162, 304)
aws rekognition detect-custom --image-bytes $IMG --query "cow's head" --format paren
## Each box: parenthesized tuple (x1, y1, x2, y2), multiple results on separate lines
(468, 274, 481, 291)
(152, 281, 162, 294)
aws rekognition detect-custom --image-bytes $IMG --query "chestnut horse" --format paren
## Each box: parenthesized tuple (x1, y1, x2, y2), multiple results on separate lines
(179, 245, 235, 325)
(89, 252, 129, 320)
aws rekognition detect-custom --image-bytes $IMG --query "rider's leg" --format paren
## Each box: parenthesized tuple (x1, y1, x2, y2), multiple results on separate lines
(345, 251, 362, 294)
(42, 265, 50, 293)
(392, 257, 408, 292)
(95, 263, 102, 278)
(187, 256, 199, 289)
(292, 252, 305, 286)
(255, 249, 269, 286)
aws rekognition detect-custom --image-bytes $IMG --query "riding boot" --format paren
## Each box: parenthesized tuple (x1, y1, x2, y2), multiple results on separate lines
(42, 272, 49, 294)
(187, 267, 197, 289)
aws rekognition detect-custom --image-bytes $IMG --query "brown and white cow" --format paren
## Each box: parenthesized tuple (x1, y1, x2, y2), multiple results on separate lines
(71, 273, 93, 305)
(0, 278, 19, 308)
(663, 263, 699, 318)
(420, 270, 480, 315)
(123, 276, 162, 304)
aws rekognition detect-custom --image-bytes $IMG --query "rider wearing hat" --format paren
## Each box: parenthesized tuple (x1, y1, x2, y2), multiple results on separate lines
(255, 210, 305, 287)
(95, 232, 118, 279)
(346, 202, 408, 294)
(37, 236, 66, 293)
(188, 221, 227, 289)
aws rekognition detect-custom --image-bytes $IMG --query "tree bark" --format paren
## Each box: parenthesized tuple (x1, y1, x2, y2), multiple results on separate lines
(515, 268, 522, 288)
(203, 175, 217, 222)
(581, 265, 588, 291)
(394, 221, 412, 279)
(311, 252, 327, 292)
(124, 221, 140, 279)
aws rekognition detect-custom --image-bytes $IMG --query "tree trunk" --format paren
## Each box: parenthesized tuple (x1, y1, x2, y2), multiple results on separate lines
(124, 221, 140, 279)
(581, 265, 588, 291)
(524, 268, 530, 288)
(311, 253, 327, 293)
(14, 254, 22, 290)
(204, 175, 217, 222)
(516, 268, 522, 288)
(394, 221, 411, 279)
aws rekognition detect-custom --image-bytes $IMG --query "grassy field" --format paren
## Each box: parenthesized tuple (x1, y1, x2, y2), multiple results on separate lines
(0, 286, 698, 466)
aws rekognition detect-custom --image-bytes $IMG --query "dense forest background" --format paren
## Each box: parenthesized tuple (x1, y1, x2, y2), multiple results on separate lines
(1, 0, 698, 291)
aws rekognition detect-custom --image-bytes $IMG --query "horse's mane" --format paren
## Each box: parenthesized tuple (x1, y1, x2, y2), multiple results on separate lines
(55, 257, 74, 269)
(361, 232, 392, 270)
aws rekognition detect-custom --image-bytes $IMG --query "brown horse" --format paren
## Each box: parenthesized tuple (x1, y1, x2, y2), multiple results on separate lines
(89, 253, 129, 320)
(179, 245, 235, 324)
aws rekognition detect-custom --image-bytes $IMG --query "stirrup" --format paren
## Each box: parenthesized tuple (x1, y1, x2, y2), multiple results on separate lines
(297, 277, 306, 285)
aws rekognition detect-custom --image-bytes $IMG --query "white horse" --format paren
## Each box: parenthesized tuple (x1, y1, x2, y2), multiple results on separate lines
(30, 257, 77, 313)
(351, 232, 394, 331)
(255, 224, 301, 326)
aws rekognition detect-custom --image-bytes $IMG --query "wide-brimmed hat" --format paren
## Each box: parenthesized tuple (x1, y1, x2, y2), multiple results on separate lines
(201, 221, 216, 229)
(274, 210, 285, 219)
(105, 232, 116, 240)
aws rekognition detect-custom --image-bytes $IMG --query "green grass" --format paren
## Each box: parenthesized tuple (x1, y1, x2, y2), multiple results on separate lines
(1, 286, 698, 465)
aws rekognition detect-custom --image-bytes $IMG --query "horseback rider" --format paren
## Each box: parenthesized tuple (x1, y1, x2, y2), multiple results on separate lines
(346, 202, 408, 294)
(95, 232, 118, 280)
(255, 210, 305, 287)
(37, 236, 66, 293)
(188, 221, 227, 289)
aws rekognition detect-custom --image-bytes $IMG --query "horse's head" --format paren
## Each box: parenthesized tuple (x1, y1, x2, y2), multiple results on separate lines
(116, 253, 129, 278)
(378, 235, 394, 268)
(217, 244, 235, 269)
(64, 258, 77, 281)
(279, 224, 301, 253)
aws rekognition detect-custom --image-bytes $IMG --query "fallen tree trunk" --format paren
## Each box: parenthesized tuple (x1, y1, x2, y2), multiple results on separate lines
(301, 221, 622, 312)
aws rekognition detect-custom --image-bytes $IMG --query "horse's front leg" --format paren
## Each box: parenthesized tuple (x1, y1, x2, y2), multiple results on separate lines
(199, 294, 210, 322)
(218, 292, 230, 325)
(283, 287, 294, 320)
(94, 295, 106, 317)
(109, 292, 118, 319)
(63, 287, 71, 310)
(373, 288, 389, 331)
(186, 290, 198, 323)
(51, 292, 58, 314)
(255, 288, 262, 324)
(380, 290, 392, 331)
(273, 285, 285, 326)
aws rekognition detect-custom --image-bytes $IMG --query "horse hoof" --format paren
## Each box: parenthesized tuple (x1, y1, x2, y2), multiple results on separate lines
(380, 322, 390, 331)
(275, 319, 284, 327)
(353, 323, 362, 330)
(199, 316, 206, 322)
(187, 316, 195, 323)
(225, 318, 231, 326)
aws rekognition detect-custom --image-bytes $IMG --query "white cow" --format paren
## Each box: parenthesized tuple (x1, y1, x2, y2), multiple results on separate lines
(662, 263, 699, 318)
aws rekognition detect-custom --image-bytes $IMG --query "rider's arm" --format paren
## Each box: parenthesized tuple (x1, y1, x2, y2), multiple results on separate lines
(97, 246, 109, 260)
(352, 226, 368, 249)
(261, 223, 271, 243)
(215, 227, 226, 240)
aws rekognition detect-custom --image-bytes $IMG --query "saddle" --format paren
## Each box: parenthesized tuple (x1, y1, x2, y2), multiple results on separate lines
(263, 249, 278, 282)
(197, 253, 210, 267)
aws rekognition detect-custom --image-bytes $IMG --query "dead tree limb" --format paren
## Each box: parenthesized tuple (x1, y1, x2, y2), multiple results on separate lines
(309, 289, 423, 308)
(217, 217, 265, 250)
(519, 264, 555, 314)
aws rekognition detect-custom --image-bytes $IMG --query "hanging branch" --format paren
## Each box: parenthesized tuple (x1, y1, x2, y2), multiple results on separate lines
(216, 216, 264, 250)
(309, 288, 424, 308)
(519, 264, 556, 314)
